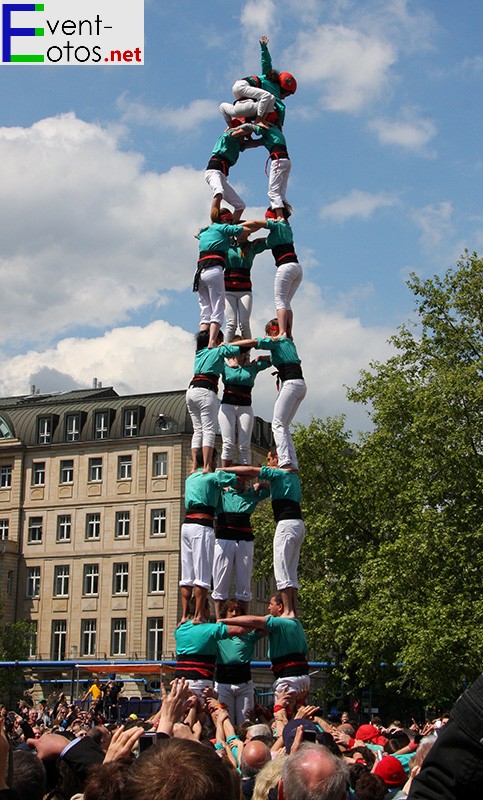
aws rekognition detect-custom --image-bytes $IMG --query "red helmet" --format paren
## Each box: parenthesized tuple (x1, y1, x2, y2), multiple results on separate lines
(279, 72, 297, 95)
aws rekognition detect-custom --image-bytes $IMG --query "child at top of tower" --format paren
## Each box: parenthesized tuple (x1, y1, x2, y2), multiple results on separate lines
(220, 36, 296, 129)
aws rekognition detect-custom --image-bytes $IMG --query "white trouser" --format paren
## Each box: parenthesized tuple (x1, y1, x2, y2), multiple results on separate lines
(212, 538, 254, 601)
(268, 157, 291, 209)
(273, 518, 306, 589)
(179, 523, 215, 589)
(186, 386, 219, 449)
(205, 169, 246, 212)
(186, 679, 214, 697)
(220, 80, 276, 124)
(274, 261, 303, 310)
(273, 675, 311, 695)
(214, 680, 255, 725)
(272, 379, 307, 469)
(218, 403, 254, 464)
(225, 291, 253, 341)
(198, 265, 225, 326)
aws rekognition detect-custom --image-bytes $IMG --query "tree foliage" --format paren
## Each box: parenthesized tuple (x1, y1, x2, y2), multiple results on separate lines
(0, 597, 34, 704)
(254, 252, 483, 707)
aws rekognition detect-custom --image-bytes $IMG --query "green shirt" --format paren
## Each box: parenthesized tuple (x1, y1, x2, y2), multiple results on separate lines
(175, 620, 229, 656)
(210, 131, 246, 166)
(255, 336, 301, 368)
(197, 222, 243, 253)
(259, 466, 302, 503)
(193, 343, 241, 376)
(221, 359, 271, 389)
(184, 469, 238, 510)
(265, 616, 308, 659)
(216, 630, 262, 665)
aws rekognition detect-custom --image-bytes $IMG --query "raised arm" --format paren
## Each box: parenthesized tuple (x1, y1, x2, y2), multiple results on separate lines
(218, 465, 262, 479)
(260, 35, 272, 74)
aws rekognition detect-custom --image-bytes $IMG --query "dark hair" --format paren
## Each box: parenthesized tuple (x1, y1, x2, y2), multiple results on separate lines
(12, 750, 47, 800)
(195, 330, 210, 351)
(83, 761, 127, 800)
(194, 449, 218, 469)
(123, 738, 241, 800)
(265, 319, 279, 335)
(354, 771, 387, 800)
(220, 599, 243, 617)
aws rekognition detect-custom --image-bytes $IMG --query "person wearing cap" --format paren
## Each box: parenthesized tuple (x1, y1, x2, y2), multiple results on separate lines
(219, 36, 296, 129)
(374, 755, 407, 796)
(194, 211, 267, 348)
(220, 593, 309, 695)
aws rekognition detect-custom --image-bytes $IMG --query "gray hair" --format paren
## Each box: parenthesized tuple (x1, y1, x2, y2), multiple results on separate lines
(281, 743, 349, 800)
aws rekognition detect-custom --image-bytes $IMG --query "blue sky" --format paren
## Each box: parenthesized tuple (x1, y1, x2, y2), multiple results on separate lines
(0, 0, 482, 433)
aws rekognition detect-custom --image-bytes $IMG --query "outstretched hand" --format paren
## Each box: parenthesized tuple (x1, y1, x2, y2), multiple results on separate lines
(104, 725, 144, 763)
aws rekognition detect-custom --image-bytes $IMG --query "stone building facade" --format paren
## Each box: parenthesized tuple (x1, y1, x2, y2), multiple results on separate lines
(0, 387, 272, 664)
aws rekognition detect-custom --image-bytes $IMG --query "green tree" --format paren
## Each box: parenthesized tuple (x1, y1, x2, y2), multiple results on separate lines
(0, 598, 34, 704)
(254, 252, 483, 707)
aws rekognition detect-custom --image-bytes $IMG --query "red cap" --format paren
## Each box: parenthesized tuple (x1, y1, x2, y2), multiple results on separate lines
(374, 756, 406, 787)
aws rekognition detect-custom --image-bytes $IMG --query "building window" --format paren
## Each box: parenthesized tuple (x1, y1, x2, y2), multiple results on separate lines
(28, 517, 43, 544)
(111, 618, 127, 656)
(0, 465, 12, 488)
(147, 617, 164, 660)
(6, 570, 13, 594)
(94, 411, 110, 440)
(112, 563, 129, 595)
(59, 459, 74, 484)
(54, 565, 70, 597)
(151, 509, 166, 537)
(115, 511, 130, 539)
(0, 519, 8, 540)
(56, 515, 71, 542)
(28, 621, 38, 658)
(88, 457, 103, 482)
(51, 620, 67, 660)
(148, 560, 165, 594)
(81, 620, 97, 657)
(123, 409, 138, 437)
(85, 513, 101, 541)
(32, 462, 46, 486)
(26, 566, 41, 598)
(83, 564, 99, 596)
(153, 452, 167, 478)
(117, 455, 132, 480)
(38, 417, 52, 445)
(65, 414, 80, 442)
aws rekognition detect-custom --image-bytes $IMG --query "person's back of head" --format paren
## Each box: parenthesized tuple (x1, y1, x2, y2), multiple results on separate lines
(123, 738, 240, 800)
(281, 743, 349, 800)
(241, 740, 271, 778)
(246, 723, 274, 746)
(12, 750, 47, 800)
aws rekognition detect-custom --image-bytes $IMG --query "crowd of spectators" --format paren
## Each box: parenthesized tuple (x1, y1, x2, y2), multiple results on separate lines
(0, 668, 481, 800)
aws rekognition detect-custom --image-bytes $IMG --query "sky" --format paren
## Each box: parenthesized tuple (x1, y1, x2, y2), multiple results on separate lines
(0, 0, 482, 435)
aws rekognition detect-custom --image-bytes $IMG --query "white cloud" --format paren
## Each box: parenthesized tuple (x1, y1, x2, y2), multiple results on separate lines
(0, 113, 210, 346)
(240, 0, 277, 39)
(411, 201, 454, 248)
(368, 110, 437, 153)
(0, 280, 394, 435)
(320, 189, 397, 222)
(287, 24, 397, 112)
(117, 95, 219, 131)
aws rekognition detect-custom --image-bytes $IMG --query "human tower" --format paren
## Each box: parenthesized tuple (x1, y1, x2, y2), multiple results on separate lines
(180, 37, 307, 625)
